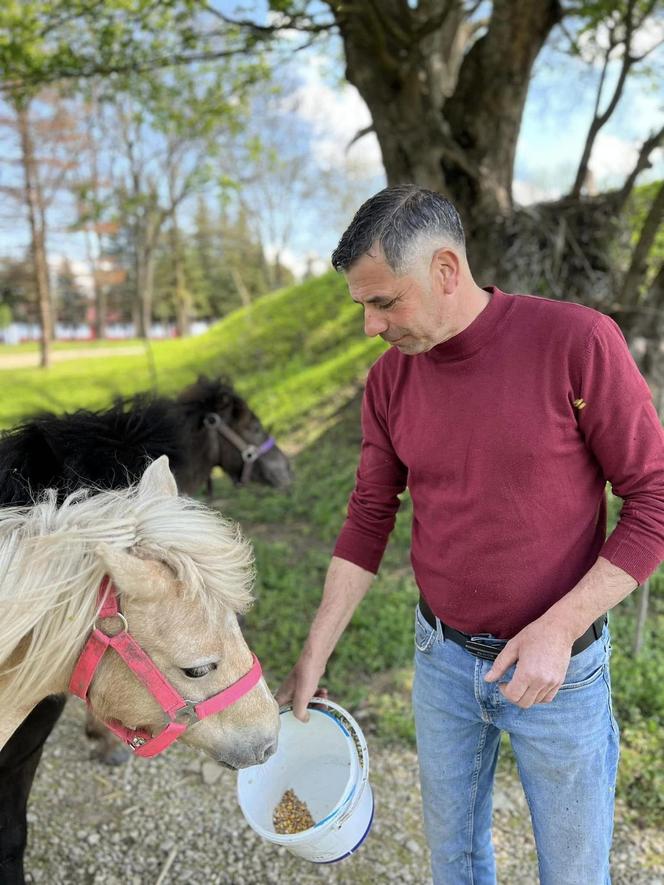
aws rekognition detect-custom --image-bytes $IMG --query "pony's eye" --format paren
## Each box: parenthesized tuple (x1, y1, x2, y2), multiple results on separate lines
(182, 663, 217, 679)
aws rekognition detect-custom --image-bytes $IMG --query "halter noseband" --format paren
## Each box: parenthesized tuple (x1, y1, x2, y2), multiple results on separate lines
(68, 577, 262, 758)
(204, 412, 276, 484)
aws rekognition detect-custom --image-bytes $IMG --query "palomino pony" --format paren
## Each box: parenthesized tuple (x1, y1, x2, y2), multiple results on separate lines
(0, 457, 279, 884)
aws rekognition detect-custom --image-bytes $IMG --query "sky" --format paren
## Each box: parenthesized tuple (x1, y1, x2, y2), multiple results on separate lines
(0, 8, 662, 284)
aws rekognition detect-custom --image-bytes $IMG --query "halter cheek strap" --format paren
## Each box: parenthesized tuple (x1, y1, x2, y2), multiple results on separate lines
(68, 577, 263, 758)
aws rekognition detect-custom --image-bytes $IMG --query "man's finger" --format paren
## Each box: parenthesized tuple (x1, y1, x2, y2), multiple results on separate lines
(499, 682, 540, 710)
(484, 644, 519, 682)
(539, 685, 560, 704)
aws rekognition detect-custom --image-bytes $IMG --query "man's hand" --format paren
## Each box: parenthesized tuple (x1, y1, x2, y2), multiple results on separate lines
(483, 619, 574, 708)
(275, 652, 326, 722)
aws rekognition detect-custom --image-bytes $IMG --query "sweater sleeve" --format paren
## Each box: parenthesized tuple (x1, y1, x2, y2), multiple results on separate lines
(578, 315, 664, 583)
(333, 364, 408, 573)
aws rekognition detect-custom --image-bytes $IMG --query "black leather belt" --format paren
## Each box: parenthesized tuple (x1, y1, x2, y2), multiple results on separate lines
(418, 595, 607, 662)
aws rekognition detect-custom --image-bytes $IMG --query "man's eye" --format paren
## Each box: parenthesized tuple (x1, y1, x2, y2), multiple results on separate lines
(182, 663, 218, 679)
(378, 299, 397, 310)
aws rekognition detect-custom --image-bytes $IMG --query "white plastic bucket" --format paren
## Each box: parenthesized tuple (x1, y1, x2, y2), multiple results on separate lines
(237, 699, 374, 863)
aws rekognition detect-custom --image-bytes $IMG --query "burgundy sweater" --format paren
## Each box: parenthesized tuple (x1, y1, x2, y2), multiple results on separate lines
(333, 288, 664, 638)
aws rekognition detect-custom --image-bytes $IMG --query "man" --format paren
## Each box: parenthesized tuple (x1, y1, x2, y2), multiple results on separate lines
(276, 185, 664, 884)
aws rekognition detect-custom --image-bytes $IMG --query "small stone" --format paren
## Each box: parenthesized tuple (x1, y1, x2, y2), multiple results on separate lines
(405, 839, 422, 854)
(201, 761, 223, 785)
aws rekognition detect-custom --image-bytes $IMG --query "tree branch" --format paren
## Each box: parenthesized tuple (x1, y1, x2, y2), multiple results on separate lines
(569, 0, 638, 198)
(619, 181, 664, 306)
(202, 4, 334, 36)
(616, 123, 664, 210)
(346, 124, 375, 151)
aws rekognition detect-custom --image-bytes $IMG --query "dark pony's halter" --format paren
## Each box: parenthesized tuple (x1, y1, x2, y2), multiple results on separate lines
(204, 412, 276, 484)
(68, 577, 262, 758)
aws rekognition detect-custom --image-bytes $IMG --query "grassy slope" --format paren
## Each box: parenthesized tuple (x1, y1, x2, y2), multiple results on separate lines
(0, 273, 385, 434)
(1, 272, 662, 823)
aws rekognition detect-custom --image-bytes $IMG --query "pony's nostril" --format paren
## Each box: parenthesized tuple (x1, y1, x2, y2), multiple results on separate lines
(259, 740, 277, 763)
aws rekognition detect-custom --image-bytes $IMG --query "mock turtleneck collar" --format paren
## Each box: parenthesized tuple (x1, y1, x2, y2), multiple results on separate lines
(424, 286, 515, 363)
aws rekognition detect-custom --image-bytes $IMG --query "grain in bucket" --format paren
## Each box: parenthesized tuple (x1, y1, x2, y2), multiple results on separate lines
(237, 699, 373, 863)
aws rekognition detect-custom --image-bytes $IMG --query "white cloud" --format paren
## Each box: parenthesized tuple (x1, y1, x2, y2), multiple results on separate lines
(290, 60, 384, 176)
(588, 132, 660, 187)
(513, 179, 559, 205)
(264, 243, 328, 280)
(48, 255, 94, 296)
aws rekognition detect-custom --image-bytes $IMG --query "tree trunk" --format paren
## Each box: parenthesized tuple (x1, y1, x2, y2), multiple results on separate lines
(332, 0, 562, 272)
(84, 227, 106, 339)
(136, 241, 156, 339)
(170, 215, 191, 337)
(16, 100, 54, 368)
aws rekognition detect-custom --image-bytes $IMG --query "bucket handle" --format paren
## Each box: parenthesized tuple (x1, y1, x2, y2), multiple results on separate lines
(279, 698, 370, 828)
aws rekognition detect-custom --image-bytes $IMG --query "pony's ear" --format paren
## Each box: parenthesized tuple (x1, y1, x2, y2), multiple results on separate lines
(96, 543, 159, 599)
(138, 455, 178, 498)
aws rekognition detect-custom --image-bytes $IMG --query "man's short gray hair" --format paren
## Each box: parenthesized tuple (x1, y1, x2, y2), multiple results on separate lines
(331, 184, 466, 275)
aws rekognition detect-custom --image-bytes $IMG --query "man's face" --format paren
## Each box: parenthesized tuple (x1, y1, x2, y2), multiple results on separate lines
(346, 251, 449, 355)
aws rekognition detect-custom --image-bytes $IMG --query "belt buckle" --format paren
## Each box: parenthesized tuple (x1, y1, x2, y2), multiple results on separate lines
(464, 638, 505, 662)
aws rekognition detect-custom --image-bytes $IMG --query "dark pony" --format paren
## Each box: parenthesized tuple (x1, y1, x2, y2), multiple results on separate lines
(0, 375, 292, 504)
(0, 375, 291, 884)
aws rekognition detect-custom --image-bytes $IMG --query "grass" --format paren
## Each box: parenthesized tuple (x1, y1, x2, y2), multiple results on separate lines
(1, 272, 662, 825)
(0, 273, 385, 431)
(0, 339, 147, 354)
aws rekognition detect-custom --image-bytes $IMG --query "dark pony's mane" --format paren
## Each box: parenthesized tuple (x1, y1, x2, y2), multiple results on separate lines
(176, 375, 242, 424)
(0, 397, 187, 507)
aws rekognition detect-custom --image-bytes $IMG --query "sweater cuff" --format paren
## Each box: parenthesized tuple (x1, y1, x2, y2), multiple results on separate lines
(333, 526, 387, 575)
(600, 533, 662, 586)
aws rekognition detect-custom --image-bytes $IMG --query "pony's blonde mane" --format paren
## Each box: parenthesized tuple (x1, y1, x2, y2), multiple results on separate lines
(0, 478, 254, 708)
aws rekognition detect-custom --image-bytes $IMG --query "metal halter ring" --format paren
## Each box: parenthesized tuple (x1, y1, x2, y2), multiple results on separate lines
(241, 445, 259, 463)
(95, 611, 128, 636)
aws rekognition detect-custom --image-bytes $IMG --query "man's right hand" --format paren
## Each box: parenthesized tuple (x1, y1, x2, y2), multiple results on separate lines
(275, 653, 326, 722)
(274, 557, 374, 722)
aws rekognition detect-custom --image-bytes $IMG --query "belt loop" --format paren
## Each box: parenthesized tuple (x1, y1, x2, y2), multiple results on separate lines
(436, 616, 444, 644)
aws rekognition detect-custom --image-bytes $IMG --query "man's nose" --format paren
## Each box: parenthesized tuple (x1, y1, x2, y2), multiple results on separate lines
(364, 308, 388, 337)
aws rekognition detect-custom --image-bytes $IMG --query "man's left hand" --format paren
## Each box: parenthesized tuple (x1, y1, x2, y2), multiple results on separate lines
(483, 620, 574, 708)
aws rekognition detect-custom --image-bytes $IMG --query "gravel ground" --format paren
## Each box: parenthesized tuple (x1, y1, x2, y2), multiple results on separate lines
(23, 699, 664, 884)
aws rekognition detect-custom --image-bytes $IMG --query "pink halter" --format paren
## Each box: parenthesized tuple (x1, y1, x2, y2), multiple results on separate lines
(68, 576, 263, 757)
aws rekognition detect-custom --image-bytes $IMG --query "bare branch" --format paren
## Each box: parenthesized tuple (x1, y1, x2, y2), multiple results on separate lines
(346, 124, 375, 151)
(620, 181, 664, 307)
(201, 4, 334, 36)
(569, 0, 640, 198)
(617, 123, 664, 209)
(634, 36, 664, 63)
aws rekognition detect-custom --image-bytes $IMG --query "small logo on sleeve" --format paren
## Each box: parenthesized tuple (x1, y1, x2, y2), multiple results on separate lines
(573, 398, 587, 410)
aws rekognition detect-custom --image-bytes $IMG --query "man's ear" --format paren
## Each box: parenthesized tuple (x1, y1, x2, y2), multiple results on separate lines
(430, 247, 460, 294)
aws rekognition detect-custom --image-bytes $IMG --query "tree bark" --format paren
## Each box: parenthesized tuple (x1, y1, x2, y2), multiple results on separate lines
(170, 213, 191, 337)
(330, 0, 562, 279)
(16, 100, 54, 367)
(619, 182, 664, 307)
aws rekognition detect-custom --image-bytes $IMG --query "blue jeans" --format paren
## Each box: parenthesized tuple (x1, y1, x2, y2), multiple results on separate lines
(412, 605, 620, 885)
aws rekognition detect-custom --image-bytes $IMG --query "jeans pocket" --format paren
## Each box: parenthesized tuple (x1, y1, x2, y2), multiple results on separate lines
(414, 605, 436, 654)
(558, 640, 607, 692)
